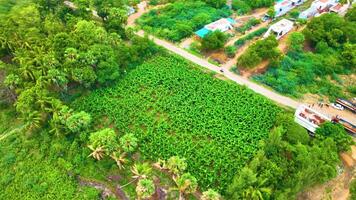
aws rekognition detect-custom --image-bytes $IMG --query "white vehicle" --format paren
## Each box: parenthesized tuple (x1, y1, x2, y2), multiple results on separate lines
(331, 103, 344, 110)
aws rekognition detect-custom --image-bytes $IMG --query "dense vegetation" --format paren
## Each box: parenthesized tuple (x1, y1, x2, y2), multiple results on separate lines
(200, 31, 228, 51)
(254, 11, 356, 100)
(1, 0, 355, 199)
(227, 120, 352, 199)
(73, 55, 280, 192)
(232, 0, 274, 14)
(137, 1, 231, 42)
(235, 27, 268, 47)
(237, 36, 281, 68)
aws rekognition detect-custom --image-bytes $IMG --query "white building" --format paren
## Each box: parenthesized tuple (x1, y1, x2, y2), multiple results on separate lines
(329, 3, 349, 16)
(275, 0, 307, 17)
(299, 0, 338, 19)
(294, 105, 331, 133)
(195, 18, 236, 38)
(263, 19, 294, 40)
(205, 18, 235, 32)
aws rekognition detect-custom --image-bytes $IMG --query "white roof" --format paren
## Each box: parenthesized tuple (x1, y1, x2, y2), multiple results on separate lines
(204, 18, 233, 31)
(270, 19, 294, 33)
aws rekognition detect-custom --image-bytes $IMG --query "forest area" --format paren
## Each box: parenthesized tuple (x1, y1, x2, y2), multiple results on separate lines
(0, 0, 355, 200)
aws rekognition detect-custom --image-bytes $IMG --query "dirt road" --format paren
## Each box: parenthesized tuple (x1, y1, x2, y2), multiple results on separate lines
(136, 30, 301, 109)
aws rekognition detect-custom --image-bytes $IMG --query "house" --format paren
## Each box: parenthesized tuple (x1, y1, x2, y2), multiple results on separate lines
(275, 0, 294, 17)
(263, 19, 294, 40)
(195, 18, 236, 38)
(329, 3, 349, 16)
(299, 0, 337, 19)
(294, 105, 331, 133)
(275, 0, 307, 17)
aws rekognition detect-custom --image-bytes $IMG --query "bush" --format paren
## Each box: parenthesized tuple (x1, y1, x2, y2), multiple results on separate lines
(234, 27, 268, 47)
(236, 17, 261, 33)
(200, 31, 227, 51)
(225, 46, 237, 58)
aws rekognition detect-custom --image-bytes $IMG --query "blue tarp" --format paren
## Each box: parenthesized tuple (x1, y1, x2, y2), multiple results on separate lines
(227, 18, 236, 24)
(195, 28, 211, 38)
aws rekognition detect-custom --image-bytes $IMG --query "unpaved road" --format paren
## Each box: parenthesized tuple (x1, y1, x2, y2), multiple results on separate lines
(136, 30, 301, 109)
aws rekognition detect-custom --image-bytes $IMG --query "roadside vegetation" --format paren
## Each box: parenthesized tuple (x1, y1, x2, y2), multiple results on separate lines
(232, 0, 274, 15)
(254, 11, 356, 100)
(237, 36, 282, 68)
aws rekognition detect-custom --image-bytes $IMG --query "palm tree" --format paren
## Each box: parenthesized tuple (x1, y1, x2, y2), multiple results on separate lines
(131, 162, 152, 180)
(136, 179, 155, 200)
(21, 110, 42, 133)
(172, 173, 198, 200)
(88, 145, 105, 160)
(119, 133, 138, 153)
(201, 189, 221, 200)
(242, 178, 271, 200)
(164, 156, 187, 176)
(110, 151, 127, 169)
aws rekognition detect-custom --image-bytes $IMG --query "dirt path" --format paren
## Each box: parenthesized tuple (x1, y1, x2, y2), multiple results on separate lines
(78, 176, 129, 200)
(127, 1, 148, 26)
(225, 21, 270, 47)
(135, 30, 301, 109)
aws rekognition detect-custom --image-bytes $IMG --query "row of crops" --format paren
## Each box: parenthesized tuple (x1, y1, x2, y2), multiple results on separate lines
(73, 55, 280, 192)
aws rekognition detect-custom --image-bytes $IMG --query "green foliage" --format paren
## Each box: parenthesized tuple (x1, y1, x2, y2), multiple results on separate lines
(315, 122, 354, 152)
(225, 45, 237, 58)
(350, 179, 356, 200)
(254, 22, 354, 100)
(0, 131, 105, 199)
(137, 1, 231, 42)
(175, 173, 198, 194)
(201, 189, 221, 200)
(164, 156, 187, 175)
(288, 32, 305, 52)
(234, 27, 268, 47)
(136, 179, 155, 199)
(237, 18, 261, 33)
(200, 31, 228, 51)
(65, 111, 92, 133)
(275, 113, 309, 145)
(73, 55, 279, 192)
(228, 116, 343, 199)
(303, 13, 355, 48)
(89, 128, 118, 154)
(204, 0, 226, 8)
(237, 36, 281, 68)
(232, 0, 274, 14)
(227, 167, 271, 200)
(232, 0, 251, 15)
(119, 133, 138, 153)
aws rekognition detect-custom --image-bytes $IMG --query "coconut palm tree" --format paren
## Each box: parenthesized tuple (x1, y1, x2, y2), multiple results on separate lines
(131, 162, 152, 180)
(173, 173, 198, 200)
(110, 151, 127, 169)
(242, 178, 271, 200)
(136, 179, 155, 200)
(21, 110, 42, 133)
(88, 145, 105, 160)
(164, 156, 187, 176)
(201, 189, 221, 200)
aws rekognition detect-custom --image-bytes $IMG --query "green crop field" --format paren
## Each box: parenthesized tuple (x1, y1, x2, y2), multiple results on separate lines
(73, 55, 280, 192)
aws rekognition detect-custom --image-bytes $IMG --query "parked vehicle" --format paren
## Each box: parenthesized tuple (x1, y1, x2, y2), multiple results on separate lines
(330, 103, 344, 110)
